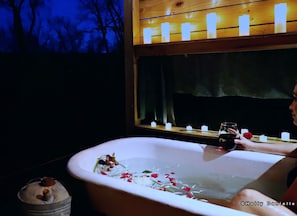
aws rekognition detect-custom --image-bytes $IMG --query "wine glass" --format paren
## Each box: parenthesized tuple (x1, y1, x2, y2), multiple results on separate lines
(218, 122, 238, 150)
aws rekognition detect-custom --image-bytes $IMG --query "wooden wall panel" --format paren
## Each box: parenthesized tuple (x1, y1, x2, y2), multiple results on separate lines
(132, 0, 140, 44)
(134, 0, 297, 44)
(139, 0, 262, 19)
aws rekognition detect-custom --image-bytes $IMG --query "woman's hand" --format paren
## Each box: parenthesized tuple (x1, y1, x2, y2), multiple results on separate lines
(228, 128, 255, 151)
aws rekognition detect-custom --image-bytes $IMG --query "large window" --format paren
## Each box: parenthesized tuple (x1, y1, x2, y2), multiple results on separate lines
(137, 48, 297, 137)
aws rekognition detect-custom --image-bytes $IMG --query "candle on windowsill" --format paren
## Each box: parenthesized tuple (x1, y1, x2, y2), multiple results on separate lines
(165, 122, 172, 130)
(274, 3, 287, 33)
(151, 121, 157, 128)
(239, 15, 250, 36)
(241, 128, 249, 135)
(201, 125, 208, 132)
(259, 135, 267, 142)
(143, 27, 152, 44)
(181, 22, 191, 41)
(281, 132, 290, 141)
(186, 125, 193, 131)
(207, 12, 217, 39)
(161, 22, 170, 43)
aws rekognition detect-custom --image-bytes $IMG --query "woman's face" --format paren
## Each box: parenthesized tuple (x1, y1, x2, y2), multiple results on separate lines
(289, 84, 297, 126)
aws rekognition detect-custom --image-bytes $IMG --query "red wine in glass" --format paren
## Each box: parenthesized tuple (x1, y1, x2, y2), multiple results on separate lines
(218, 122, 238, 150)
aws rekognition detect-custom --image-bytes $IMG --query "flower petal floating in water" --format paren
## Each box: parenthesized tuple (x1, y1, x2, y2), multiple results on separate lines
(186, 192, 193, 198)
(182, 186, 191, 192)
(94, 154, 206, 200)
(151, 173, 158, 178)
(120, 172, 132, 179)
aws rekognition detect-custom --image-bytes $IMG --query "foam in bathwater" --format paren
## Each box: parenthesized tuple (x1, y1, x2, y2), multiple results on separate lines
(96, 157, 255, 202)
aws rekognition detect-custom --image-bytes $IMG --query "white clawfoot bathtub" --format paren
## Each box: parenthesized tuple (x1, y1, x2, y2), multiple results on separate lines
(67, 137, 297, 216)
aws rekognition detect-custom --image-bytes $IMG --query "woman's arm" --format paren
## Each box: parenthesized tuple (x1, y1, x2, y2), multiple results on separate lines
(235, 139, 297, 157)
(229, 129, 297, 157)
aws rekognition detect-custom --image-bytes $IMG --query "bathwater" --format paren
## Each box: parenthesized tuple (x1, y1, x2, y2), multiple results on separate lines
(95, 157, 256, 202)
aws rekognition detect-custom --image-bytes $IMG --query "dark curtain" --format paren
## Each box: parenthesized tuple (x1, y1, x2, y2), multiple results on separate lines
(137, 48, 297, 126)
(172, 49, 297, 98)
(137, 56, 175, 125)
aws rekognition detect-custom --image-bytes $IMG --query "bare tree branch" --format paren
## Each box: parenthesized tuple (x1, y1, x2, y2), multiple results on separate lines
(78, 0, 119, 53)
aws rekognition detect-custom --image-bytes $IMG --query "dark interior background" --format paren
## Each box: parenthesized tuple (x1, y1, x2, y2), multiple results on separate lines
(0, 53, 125, 178)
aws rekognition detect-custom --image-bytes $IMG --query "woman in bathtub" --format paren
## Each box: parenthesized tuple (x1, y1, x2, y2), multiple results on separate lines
(228, 82, 297, 215)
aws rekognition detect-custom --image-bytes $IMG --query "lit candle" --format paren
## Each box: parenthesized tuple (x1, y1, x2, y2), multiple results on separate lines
(143, 27, 152, 44)
(165, 8, 171, 16)
(259, 135, 267, 142)
(181, 22, 191, 41)
(161, 22, 170, 43)
(207, 12, 217, 39)
(274, 3, 287, 33)
(186, 125, 193, 131)
(201, 125, 208, 132)
(241, 128, 249, 135)
(239, 15, 250, 36)
(151, 121, 157, 127)
(165, 122, 172, 130)
(281, 132, 290, 141)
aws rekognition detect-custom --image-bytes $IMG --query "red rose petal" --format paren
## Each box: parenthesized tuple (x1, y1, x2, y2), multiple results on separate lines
(243, 132, 253, 139)
(151, 173, 158, 178)
(186, 192, 193, 198)
(182, 186, 191, 192)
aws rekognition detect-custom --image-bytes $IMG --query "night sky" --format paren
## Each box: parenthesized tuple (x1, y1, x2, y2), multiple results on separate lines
(50, 0, 79, 17)
(0, 0, 78, 28)
(0, 0, 124, 53)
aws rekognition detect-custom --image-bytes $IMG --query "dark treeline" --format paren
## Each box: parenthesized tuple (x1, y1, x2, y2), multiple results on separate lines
(0, 0, 124, 53)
